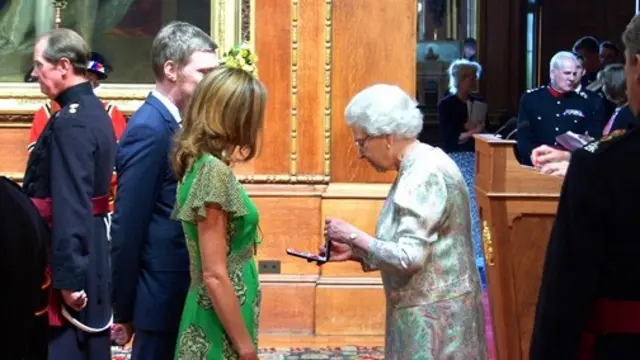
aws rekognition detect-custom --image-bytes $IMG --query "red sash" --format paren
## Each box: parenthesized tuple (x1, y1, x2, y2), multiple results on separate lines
(578, 298, 640, 359)
(30, 195, 110, 326)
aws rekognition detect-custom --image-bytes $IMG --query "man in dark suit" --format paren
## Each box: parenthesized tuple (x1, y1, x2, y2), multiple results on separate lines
(110, 21, 218, 360)
(529, 14, 640, 359)
(24, 28, 116, 360)
(0, 177, 49, 360)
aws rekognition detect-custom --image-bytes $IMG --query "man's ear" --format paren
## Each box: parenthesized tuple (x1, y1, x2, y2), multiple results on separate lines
(57, 57, 73, 76)
(163, 60, 178, 82)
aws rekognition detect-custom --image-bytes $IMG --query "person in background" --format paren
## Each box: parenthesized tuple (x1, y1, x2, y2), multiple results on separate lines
(573, 36, 601, 87)
(323, 84, 487, 359)
(529, 14, 640, 359)
(516, 51, 603, 165)
(27, 52, 126, 212)
(600, 63, 636, 135)
(600, 41, 622, 66)
(574, 53, 612, 126)
(437, 58, 486, 283)
(463, 37, 477, 62)
(171, 66, 266, 360)
(531, 62, 637, 177)
(110, 21, 218, 360)
(27, 51, 126, 154)
(24, 28, 116, 360)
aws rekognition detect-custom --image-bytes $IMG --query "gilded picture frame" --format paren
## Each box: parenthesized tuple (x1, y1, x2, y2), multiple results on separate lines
(0, 0, 255, 115)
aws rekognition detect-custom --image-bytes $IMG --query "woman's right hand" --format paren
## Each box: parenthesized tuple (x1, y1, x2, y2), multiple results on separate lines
(319, 241, 354, 262)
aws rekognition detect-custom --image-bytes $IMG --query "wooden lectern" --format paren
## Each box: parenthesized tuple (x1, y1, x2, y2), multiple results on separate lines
(473, 134, 564, 360)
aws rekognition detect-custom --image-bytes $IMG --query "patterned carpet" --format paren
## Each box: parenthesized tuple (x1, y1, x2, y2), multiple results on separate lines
(112, 290, 495, 359)
(112, 346, 384, 359)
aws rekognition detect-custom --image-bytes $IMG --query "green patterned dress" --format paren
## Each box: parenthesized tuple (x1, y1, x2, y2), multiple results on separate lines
(172, 154, 261, 360)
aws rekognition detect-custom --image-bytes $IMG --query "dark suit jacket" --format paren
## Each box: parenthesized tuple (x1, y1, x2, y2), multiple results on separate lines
(110, 94, 189, 332)
(0, 177, 48, 359)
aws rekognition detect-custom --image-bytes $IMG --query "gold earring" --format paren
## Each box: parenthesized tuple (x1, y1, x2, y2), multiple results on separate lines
(386, 144, 391, 149)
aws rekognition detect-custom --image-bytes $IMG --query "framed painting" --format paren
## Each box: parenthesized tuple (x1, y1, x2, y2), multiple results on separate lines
(0, 0, 254, 114)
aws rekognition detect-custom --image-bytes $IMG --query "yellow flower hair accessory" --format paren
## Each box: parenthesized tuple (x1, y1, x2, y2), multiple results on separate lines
(220, 42, 259, 78)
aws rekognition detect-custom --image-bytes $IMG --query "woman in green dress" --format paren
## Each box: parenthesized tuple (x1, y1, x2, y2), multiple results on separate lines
(170, 66, 267, 360)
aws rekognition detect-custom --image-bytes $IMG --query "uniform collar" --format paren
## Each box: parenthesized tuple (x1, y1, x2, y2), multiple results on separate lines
(548, 85, 571, 99)
(55, 82, 94, 108)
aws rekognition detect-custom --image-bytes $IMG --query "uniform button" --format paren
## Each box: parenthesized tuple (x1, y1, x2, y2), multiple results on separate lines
(555, 127, 559, 131)
(555, 142, 559, 145)
(557, 101, 561, 104)
(574, 120, 578, 123)
(537, 116, 542, 120)
(556, 114, 560, 117)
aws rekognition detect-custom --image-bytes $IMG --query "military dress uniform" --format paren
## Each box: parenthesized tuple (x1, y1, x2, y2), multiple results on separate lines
(517, 86, 604, 165)
(530, 127, 640, 360)
(23, 82, 116, 360)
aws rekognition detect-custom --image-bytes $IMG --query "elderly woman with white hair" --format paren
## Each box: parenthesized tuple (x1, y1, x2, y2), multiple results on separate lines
(437, 59, 486, 282)
(322, 84, 488, 359)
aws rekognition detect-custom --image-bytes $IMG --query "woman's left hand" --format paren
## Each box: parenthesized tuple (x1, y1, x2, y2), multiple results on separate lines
(324, 217, 360, 244)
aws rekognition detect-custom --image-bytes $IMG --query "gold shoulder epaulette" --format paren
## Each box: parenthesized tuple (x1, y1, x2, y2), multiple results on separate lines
(584, 129, 629, 153)
(525, 86, 546, 94)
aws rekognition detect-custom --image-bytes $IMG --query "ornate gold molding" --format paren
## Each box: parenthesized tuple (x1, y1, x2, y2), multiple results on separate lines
(323, 0, 333, 182)
(482, 220, 495, 266)
(290, 0, 299, 178)
(3, 172, 329, 185)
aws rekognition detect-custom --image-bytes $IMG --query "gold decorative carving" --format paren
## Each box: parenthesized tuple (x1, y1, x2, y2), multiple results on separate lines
(482, 220, 495, 266)
(323, 0, 333, 182)
(290, 0, 299, 178)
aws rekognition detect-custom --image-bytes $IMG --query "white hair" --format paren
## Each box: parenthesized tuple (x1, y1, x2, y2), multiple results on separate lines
(344, 84, 423, 139)
(549, 51, 578, 72)
(447, 59, 482, 94)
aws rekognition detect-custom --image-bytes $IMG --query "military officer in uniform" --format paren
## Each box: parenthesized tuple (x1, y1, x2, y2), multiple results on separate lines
(23, 28, 116, 359)
(529, 14, 640, 359)
(517, 51, 603, 166)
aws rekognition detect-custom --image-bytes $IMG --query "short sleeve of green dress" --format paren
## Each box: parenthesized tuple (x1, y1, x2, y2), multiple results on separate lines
(172, 154, 261, 360)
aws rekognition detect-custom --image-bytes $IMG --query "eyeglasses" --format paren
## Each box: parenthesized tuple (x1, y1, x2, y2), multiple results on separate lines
(354, 136, 370, 150)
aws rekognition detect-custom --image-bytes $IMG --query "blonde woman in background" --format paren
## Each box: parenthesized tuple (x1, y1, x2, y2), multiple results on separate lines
(437, 59, 487, 284)
(171, 67, 267, 360)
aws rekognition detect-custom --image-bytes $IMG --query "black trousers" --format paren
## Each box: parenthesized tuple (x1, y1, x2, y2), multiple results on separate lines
(48, 325, 110, 360)
(131, 330, 178, 360)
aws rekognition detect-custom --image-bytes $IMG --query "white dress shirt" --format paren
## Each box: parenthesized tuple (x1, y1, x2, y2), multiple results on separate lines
(151, 89, 182, 126)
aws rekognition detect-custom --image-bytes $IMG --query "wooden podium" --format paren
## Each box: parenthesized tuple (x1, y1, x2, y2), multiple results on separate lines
(473, 134, 564, 360)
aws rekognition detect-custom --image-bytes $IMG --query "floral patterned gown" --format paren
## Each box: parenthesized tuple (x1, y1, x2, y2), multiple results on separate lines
(172, 154, 261, 359)
(355, 142, 488, 359)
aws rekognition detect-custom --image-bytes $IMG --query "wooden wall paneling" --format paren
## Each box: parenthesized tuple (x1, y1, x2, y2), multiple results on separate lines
(253, 0, 292, 175)
(477, 0, 526, 116)
(296, 0, 326, 176)
(259, 275, 316, 334)
(315, 281, 386, 335)
(314, 183, 387, 336)
(538, 0, 635, 83)
(330, 0, 416, 183)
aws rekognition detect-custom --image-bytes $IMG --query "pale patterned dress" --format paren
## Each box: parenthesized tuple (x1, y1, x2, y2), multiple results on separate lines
(355, 142, 488, 359)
